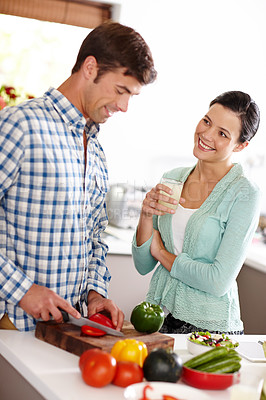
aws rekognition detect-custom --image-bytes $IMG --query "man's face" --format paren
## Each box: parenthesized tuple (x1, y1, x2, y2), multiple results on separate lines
(82, 67, 142, 123)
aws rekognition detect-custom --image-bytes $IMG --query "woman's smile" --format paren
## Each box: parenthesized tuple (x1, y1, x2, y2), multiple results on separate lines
(198, 137, 215, 151)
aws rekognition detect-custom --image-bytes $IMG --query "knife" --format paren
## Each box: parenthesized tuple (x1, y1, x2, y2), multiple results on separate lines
(60, 309, 124, 337)
(258, 340, 266, 358)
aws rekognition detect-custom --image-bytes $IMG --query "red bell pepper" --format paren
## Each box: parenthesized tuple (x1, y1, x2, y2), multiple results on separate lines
(81, 313, 115, 337)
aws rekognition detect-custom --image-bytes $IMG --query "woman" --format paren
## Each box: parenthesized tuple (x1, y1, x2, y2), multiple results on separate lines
(132, 91, 261, 334)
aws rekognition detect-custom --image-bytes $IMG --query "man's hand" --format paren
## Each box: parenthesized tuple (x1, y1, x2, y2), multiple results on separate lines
(19, 283, 80, 322)
(87, 290, 124, 331)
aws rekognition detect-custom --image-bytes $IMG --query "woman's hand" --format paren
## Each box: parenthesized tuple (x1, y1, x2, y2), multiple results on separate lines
(141, 183, 178, 218)
(150, 229, 177, 272)
(150, 229, 166, 259)
(136, 183, 183, 247)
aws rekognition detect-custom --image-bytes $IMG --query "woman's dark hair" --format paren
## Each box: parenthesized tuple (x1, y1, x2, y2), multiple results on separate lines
(72, 20, 157, 85)
(210, 91, 260, 142)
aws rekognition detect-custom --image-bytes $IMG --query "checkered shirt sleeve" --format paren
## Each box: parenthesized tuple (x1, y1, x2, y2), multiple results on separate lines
(0, 88, 110, 331)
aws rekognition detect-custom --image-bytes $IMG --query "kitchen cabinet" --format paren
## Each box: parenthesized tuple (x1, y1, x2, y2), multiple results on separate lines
(237, 263, 266, 334)
(0, 355, 45, 400)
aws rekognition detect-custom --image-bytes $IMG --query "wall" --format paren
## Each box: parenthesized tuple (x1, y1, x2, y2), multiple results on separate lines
(99, 0, 266, 211)
(107, 254, 153, 320)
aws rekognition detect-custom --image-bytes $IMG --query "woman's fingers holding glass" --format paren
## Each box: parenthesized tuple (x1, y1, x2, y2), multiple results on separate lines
(143, 187, 176, 215)
(179, 196, 186, 205)
(157, 183, 173, 194)
(158, 180, 183, 211)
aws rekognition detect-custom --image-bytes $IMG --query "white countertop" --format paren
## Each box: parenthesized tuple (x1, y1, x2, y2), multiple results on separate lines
(244, 239, 266, 273)
(104, 225, 134, 255)
(105, 225, 266, 273)
(1, 330, 266, 400)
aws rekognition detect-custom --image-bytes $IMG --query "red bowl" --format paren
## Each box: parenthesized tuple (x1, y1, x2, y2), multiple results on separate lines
(182, 366, 240, 390)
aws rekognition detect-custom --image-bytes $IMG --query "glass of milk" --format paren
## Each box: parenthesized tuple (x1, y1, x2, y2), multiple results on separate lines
(230, 372, 263, 400)
(158, 177, 183, 210)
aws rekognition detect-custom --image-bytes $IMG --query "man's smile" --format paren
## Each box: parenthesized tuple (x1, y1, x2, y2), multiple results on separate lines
(105, 105, 116, 118)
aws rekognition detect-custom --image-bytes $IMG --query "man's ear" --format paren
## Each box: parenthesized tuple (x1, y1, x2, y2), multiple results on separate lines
(233, 140, 249, 153)
(82, 56, 98, 80)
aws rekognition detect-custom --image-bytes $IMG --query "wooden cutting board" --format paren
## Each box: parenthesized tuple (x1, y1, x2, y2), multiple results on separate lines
(35, 320, 174, 357)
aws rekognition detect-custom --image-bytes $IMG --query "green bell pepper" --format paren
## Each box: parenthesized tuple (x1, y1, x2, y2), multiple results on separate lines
(130, 301, 164, 334)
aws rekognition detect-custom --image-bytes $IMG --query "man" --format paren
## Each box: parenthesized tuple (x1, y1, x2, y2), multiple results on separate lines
(0, 21, 157, 331)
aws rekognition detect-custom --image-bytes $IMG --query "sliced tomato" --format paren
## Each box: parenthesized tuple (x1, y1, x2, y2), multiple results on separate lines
(81, 313, 115, 337)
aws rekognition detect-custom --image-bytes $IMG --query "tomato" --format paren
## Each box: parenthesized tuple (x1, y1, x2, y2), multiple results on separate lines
(112, 361, 143, 388)
(79, 348, 101, 371)
(79, 349, 117, 387)
(81, 313, 115, 337)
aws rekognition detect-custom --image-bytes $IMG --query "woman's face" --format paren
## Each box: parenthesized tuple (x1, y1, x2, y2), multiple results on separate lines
(193, 103, 247, 164)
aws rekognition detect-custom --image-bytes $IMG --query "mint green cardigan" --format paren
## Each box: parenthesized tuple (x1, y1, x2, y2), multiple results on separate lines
(132, 164, 261, 332)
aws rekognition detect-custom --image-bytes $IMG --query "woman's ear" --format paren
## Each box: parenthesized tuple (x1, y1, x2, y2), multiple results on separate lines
(233, 140, 249, 153)
(82, 56, 98, 80)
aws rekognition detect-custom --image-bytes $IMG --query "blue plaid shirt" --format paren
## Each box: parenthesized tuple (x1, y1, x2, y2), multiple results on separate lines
(0, 88, 110, 331)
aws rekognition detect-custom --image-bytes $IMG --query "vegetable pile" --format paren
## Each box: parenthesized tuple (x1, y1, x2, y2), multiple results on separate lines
(78, 303, 181, 389)
(79, 345, 183, 388)
(188, 331, 239, 348)
(184, 346, 242, 374)
(79, 346, 144, 388)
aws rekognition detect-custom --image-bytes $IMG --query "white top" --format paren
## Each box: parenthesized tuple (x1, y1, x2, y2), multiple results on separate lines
(172, 204, 198, 254)
(1, 330, 266, 400)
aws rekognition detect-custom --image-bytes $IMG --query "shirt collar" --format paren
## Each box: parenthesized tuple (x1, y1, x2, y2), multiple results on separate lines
(44, 87, 100, 138)
(86, 119, 100, 139)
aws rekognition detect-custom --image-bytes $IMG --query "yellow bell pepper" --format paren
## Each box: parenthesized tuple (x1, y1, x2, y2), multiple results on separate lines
(111, 338, 148, 367)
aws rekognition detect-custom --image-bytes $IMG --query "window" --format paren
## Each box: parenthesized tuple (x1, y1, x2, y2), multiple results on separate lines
(0, 14, 91, 97)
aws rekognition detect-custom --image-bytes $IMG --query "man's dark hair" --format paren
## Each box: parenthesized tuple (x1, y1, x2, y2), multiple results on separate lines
(72, 20, 157, 85)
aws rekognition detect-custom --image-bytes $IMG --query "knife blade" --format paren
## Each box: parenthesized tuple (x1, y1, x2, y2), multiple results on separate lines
(258, 340, 266, 358)
(60, 310, 124, 337)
